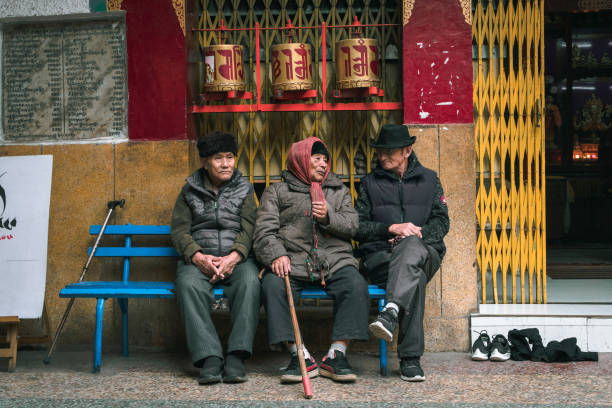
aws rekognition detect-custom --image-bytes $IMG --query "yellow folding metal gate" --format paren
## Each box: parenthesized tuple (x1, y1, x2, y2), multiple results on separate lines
(473, 0, 546, 304)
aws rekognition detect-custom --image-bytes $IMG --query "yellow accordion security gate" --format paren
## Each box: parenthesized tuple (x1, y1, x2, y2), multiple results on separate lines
(473, 0, 546, 304)
(196, 0, 403, 199)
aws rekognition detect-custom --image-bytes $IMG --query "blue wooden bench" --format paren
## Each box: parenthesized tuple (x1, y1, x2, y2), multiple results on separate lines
(59, 224, 388, 375)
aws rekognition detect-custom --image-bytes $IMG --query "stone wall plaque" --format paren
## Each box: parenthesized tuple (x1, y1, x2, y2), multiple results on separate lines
(1, 17, 127, 141)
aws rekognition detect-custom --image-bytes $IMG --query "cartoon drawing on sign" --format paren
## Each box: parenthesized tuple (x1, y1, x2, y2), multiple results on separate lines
(0, 172, 18, 231)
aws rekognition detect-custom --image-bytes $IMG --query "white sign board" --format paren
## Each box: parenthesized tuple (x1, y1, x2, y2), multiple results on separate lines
(0, 155, 53, 318)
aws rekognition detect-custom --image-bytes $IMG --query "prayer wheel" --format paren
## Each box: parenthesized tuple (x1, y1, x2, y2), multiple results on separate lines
(335, 38, 380, 89)
(271, 43, 313, 91)
(203, 44, 246, 92)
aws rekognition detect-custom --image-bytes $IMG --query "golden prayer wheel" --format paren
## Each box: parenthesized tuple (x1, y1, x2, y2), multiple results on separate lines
(203, 44, 246, 92)
(335, 38, 380, 89)
(271, 43, 313, 91)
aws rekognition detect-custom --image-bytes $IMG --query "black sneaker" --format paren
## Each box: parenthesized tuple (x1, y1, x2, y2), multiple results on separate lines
(320, 351, 357, 382)
(368, 307, 398, 342)
(471, 330, 491, 361)
(280, 355, 319, 383)
(222, 353, 248, 383)
(400, 357, 425, 382)
(198, 356, 223, 385)
(489, 334, 511, 362)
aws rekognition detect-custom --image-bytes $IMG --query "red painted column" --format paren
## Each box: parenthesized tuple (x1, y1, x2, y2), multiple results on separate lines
(402, 0, 473, 124)
(121, 0, 187, 140)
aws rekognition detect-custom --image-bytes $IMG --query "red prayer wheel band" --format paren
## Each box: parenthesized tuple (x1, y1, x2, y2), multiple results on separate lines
(271, 43, 314, 91)
(204, 44, 246, 92)
(335, 38, 380, 89)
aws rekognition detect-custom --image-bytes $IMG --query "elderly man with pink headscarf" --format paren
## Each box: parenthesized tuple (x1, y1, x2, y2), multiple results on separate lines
(253, 137, 369, 384)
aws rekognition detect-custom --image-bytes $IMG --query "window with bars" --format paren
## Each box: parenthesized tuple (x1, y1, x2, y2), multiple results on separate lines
(193, 0, 403, 198)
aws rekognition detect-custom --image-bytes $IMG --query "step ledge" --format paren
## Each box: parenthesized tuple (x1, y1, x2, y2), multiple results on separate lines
(477, 303, 612, 317)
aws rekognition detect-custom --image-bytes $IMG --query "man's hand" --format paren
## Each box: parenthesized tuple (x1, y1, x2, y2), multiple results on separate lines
(271, 255, 291, 278)
(312, 200, 329, 224)
(191, 252, 221, 280)
(388, 222, 422, 239)
(211, 251, 242, 284)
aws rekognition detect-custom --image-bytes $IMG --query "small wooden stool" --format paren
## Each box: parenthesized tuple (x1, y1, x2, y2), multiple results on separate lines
(0, 316, 19, 371)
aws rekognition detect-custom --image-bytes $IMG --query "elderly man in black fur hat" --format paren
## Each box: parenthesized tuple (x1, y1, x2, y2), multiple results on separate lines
(355, 124, 450, 382)
(171, 131, 260, 385)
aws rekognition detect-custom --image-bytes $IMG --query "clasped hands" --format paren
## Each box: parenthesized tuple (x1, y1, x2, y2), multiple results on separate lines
(191, 251, 241, 284)
(388, 222, 422, 245)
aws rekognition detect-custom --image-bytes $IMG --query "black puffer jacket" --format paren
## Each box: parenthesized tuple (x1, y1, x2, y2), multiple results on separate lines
(355, 153, 449, 258)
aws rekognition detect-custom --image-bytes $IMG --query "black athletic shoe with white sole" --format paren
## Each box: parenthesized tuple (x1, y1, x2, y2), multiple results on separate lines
(471, 330, 491, 361)
(400, 357, 425, 382)
(280, 355, 319, 383)
(369, 307, 398, 342)
(489, 334, 511, 361)
(320, 351, 357, 382)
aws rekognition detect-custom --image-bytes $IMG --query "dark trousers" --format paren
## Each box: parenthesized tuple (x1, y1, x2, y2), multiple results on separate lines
(175, 258, 261, 367)
(363, 235, 441, 359)
(261, 265, 370, 345)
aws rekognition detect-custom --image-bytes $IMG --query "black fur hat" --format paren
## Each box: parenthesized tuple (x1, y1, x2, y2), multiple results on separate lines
(197, 131, 238, 158)
(311, 141, 329, 159)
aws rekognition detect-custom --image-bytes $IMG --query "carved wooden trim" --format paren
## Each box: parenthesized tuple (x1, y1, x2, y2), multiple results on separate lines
(403, 0, 415, 26)
(106, 0, 123, 11)
(458, 0, 471, 25)
(578, 0, 612, 10)
(172, 0, 185, 36)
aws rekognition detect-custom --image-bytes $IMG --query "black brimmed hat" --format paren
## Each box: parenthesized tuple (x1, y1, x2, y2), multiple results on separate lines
(370, 124, 416, 148)
(197, 131, 238, 157)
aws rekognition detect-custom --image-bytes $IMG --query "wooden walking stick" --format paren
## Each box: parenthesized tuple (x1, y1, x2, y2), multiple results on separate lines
(284, 275, 313, 399)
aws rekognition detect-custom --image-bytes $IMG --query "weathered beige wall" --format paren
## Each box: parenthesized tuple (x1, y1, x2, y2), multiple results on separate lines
(2, 131, 476, 353)
(415, 124, 478, 352)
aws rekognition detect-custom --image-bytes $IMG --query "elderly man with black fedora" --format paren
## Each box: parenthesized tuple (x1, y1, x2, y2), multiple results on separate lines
(355, 124, 449, 382)
(171, 131, 260, 385)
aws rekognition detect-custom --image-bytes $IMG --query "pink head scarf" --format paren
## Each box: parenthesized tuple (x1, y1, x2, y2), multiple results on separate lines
(286, 137, 330, 203)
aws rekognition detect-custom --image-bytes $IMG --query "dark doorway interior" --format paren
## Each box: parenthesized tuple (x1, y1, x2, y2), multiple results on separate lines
(544, 5, 612, 301)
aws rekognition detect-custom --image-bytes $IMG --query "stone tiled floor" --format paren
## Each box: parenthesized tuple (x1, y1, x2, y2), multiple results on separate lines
(1, 350, 611, 407)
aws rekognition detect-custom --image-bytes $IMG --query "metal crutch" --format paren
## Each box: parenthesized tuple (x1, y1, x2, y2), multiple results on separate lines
(43, 199, 125, 364)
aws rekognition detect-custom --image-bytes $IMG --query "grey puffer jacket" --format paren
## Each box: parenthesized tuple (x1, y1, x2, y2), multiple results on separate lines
(182, 168, 253, 257)
(253, 170, 359, 281)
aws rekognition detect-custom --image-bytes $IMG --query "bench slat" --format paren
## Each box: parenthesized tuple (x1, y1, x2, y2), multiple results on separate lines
(60, 281, 224, 299)
(88, 247, 179, 257)
(301, 285, 385, 299)
(90, 225, 172, 235)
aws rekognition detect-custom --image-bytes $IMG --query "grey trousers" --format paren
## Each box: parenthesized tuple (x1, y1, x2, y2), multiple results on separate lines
(261, 265, 370, 345)
(175, 258, 261, 367)
(363, 235, 441, 359)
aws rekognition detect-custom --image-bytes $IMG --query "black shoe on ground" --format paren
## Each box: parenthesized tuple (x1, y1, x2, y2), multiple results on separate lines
(280, 355, 319, 383)
(198, 356, 223, 385)
(471, 330, 491, 361)
(489, 334, 511, 362)
(223, 353, 248, 383)
(320, 351, 357, 382)
(369, 307, 398, 342)
(400, 357, 425, 382)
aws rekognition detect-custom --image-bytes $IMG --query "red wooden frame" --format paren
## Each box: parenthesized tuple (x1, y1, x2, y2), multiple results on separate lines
(192, 21, 402, 113)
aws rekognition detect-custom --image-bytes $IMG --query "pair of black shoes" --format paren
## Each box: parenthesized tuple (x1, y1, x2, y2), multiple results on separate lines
(471, 331, 511, 361)
(281, 351, 357, 383)
(199, 353, 248, 385)
(369, 308, 425, 382)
